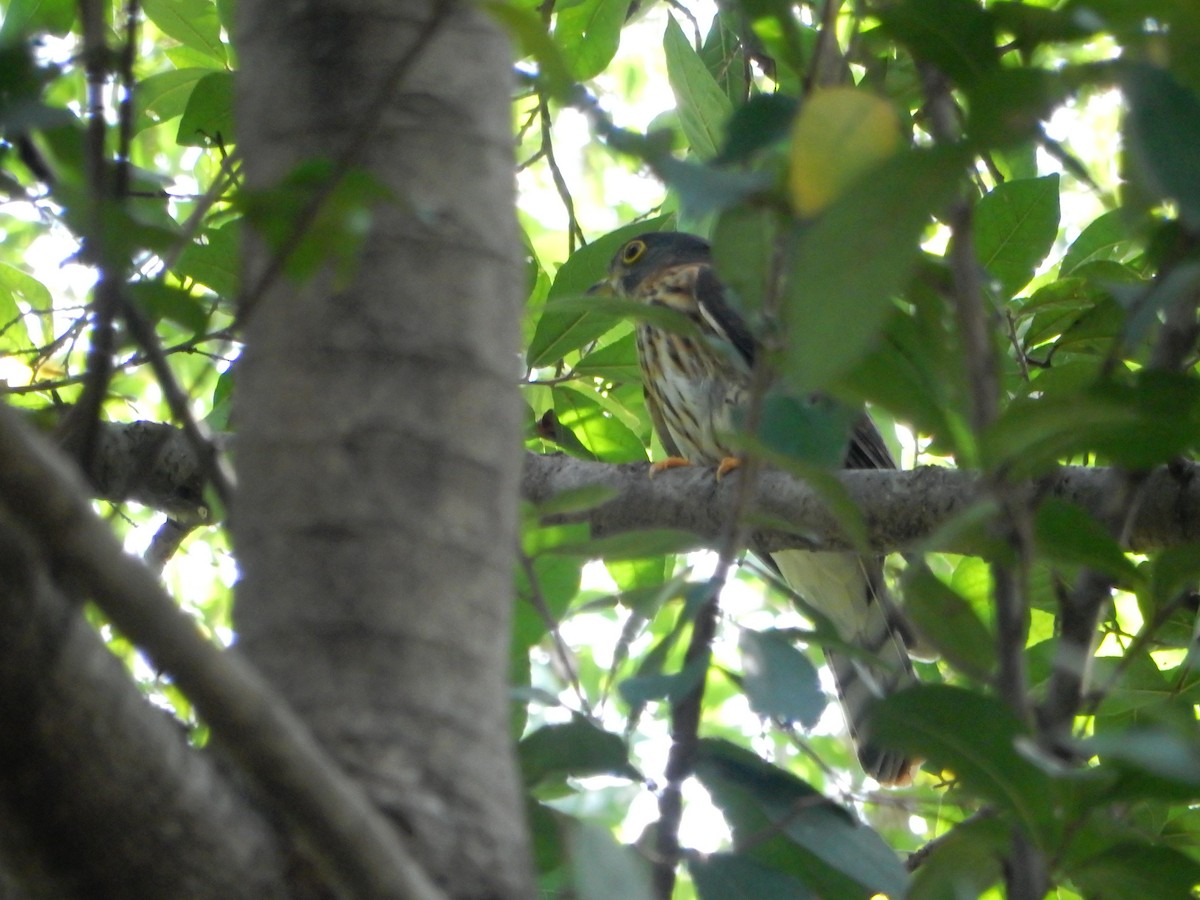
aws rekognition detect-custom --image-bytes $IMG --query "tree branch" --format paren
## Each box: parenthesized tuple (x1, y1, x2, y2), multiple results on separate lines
(67, 418, 1200, 554)
(71, 417, 1200, 553)
(0, 405, 444, 900)
(523, 452, 1200, 554)
(0, 504, 286, 898)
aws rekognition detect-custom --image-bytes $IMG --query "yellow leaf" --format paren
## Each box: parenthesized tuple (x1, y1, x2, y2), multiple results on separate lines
(788, 88, 902, 216)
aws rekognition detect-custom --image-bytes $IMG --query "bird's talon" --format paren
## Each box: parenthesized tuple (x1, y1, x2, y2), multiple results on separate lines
(649, 457, 692, 477)
(716, 457, 742, 479)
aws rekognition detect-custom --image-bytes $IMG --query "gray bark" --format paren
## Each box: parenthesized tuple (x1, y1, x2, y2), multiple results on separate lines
(524, 453, 1200, 554)
(0, 412, 286, 899)
(83, 421, 1200, 554)
(234, 0, 533, 896)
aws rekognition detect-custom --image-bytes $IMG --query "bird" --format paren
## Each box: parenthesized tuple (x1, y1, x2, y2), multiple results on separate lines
(595, 230, 919, 784)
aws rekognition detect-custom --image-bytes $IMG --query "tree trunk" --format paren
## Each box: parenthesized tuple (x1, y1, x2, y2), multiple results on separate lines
(234, 0, 533, 895)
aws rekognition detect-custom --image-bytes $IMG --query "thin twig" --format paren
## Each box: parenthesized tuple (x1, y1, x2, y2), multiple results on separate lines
(158, 149, 242, 274)
(920, 58, 1044, 900)
(68, 0, 119, 474)
(651, 227, 785, 899)
(1039, 246, 1200, 742)
(804, 0, 846, 92)
(3, 327, 238, 396)
(115, 0, 139, 200)
(518, 551, 593, 716)
(539, 97, 585, 254)
(906, 809, 995, 872)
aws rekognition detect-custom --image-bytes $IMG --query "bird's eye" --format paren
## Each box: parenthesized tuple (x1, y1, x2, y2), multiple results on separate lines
(621, 240, 647, 265)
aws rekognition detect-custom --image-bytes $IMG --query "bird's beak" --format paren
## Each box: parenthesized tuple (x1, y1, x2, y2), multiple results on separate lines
(587, 275, 616, 296)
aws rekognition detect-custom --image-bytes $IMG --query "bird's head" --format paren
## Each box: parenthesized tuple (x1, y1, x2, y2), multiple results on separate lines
(591, 231, 711, 298)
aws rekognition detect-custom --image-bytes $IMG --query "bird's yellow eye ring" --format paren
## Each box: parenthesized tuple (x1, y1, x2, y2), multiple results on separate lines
(621, 240, 647, 265)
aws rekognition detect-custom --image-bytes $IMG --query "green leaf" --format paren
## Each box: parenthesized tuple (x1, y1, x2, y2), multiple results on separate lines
(554, 0, 625, 82)
(699, 12, 748, 106)
(552, 386, 646, 463)
(127, 281, 210, 334)
(174, 222, 240, 297)
(572, 332, 640, 382)
(525, 217, 671, 368)
(547, 528, 706, 560)
(989, 1, 1099, 49)
(0, 0, 74, 42)
(664, 15, 733, 159)
(908, 814, 1007, 899)
(903, 565, 995, 680)
(1124, 64, 1200, 230)
(965, 67, 1063, 149)
(142, 0, 226, 65)
(1033, 498, 1142, 585)
(532, 484, 619, 517)
(513, 554, 582, 652)
(0, 262, 51, 348)
(715, 94, 797, 164)
(654, 156, 772, 219)
(780, 145, 967, 391)
(1149, 541, 1200, 607)
(753, 392, 855, 469)
(739, 628, 825, 727)
(177, 71, 234, 147)
(1061, 208, 1132, 276)
(789, 87, 902, 216)
(215, 0, 235, 34)
(605, 556, 667, 593)
(616, 606, 690, 715)
(837, 304, 973, 463)
(1068, 842, 1200, 900)
(712, 204, 780, 319)
(974, 174, 1060, 298)
(134, 68, 210, 135)
(0, 43, 72, 134)
(522, 520, 593, 556)
(694, 739, 909, 898)
(1019, 278, 1127, 354)
(1086, 725, 1200, 792)
(526, 299, 622, 371)
(527, 801, 567, 878)
(487, 2, 576, 102)
(1090, 652, 1179, 722)
(205, 365, 235, 430)
(1093, 373, 1200, 468)
(618, 652, 708, 706)
(981, 373, 1200, 474)
(567, 823, 656, 900)
(0, 286, 30, 352)
(1117, 260, 1200, 346)
(519, 717, 639, 787)
(879, 0, 998, 87)
(871, 685, 1057, 845)
(689, 853, 816, 900)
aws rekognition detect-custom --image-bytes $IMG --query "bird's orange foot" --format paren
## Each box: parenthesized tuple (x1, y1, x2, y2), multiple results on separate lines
(649, 457, 692, 477)
(716, 457, 742, 479)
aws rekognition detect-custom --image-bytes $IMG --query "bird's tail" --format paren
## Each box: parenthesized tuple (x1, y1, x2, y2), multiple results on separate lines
(771, 549, 918, 785)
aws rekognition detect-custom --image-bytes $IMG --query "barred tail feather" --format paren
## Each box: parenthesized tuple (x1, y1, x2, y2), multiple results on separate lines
(772, 549, 918, 784)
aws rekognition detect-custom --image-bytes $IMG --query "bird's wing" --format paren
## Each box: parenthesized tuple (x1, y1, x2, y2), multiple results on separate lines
(845, 412, 895, 470)
(644, 384, 684, 459)
(692, 265, 757, 369)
